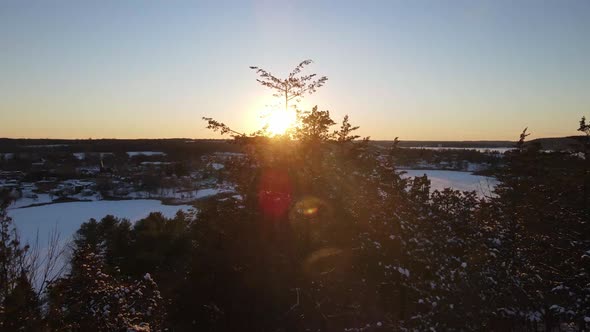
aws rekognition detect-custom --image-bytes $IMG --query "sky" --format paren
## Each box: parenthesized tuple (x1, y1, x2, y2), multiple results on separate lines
(1, 0, 589, 140)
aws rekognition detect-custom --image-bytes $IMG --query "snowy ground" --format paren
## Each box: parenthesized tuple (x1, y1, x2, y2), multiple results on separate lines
(400, 169, 498, 197)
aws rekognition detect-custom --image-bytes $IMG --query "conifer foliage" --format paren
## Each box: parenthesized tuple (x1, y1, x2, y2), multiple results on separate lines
(47, 247, 165, 331)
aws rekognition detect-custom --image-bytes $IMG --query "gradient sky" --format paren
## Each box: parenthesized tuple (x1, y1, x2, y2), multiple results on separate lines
(1, 0, 589, 140)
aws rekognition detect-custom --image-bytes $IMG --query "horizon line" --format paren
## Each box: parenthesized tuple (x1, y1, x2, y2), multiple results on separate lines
(0, 136, 580, 142)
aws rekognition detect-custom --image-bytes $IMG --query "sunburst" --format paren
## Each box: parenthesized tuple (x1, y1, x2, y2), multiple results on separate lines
(264, 110, 296, 136)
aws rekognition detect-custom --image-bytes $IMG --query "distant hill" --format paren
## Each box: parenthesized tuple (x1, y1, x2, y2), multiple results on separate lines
(372, 140, 515, 149)
(374, 136, 586, 151)
(0, 138, 238, 154)
(0, 136, 585, 153)
(527, 136, 585, 151)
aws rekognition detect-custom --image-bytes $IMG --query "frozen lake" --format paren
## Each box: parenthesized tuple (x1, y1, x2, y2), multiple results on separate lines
(400, 169, 497, 197)
(8, 199, 193, 249)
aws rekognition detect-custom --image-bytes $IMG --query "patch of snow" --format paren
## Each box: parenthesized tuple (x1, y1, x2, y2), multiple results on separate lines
(73, 152, 85, 160)
(127, 151, 166, 157)
(396, 266, 410, 277)
(400, 169, 498, 197)
(140, 161, 171, 166)
(527, 311, 542, 322)
(210, 163, 224, 170)
(498, 307, 516, 316)
(490, 238, 502, 246)
(1, 153, 15, 160)
(196, 187, 234, 199)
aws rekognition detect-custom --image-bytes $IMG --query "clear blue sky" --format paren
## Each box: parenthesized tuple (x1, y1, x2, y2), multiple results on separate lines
(1, 0, 588, 140)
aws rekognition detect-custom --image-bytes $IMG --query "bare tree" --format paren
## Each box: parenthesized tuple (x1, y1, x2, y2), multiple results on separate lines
(27, 226, 67, 297)
(250, 59, 328, 113)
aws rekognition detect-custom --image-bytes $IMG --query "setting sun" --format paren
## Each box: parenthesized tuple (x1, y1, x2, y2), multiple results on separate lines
(264, 110, 296, 136)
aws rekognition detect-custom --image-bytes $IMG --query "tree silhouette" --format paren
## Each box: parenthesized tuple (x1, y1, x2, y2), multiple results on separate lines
(204, 60, 328, 138)
(578, 116, 590, 136)
(294, 106, 336, 142)
(334, 115, 360, 142)
(250, 59, 328, 113)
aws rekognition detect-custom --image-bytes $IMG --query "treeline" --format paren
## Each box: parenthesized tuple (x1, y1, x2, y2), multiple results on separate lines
(1, 112, 589, 331)
(0, 138, 241, 156)
(373, 140, 514, 149)
(389, 147, 503, 169)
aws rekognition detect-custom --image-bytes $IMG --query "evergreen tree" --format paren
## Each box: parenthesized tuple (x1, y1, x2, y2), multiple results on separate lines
(2, 271, 43, 331)
(47, 247, 165, 331)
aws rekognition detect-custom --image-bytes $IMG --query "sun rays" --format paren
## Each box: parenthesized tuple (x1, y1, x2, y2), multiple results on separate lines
(264, 109, 296, 136)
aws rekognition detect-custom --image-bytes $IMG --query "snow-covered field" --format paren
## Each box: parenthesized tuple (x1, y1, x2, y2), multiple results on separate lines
(8, 200, 193, 251)
(400, 169, 498, 197)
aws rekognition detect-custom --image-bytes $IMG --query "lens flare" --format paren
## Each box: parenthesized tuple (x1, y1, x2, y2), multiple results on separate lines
(303, 207, 318, 216)
(293, 196, 325, 219)
(258, 168, 292, 220)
